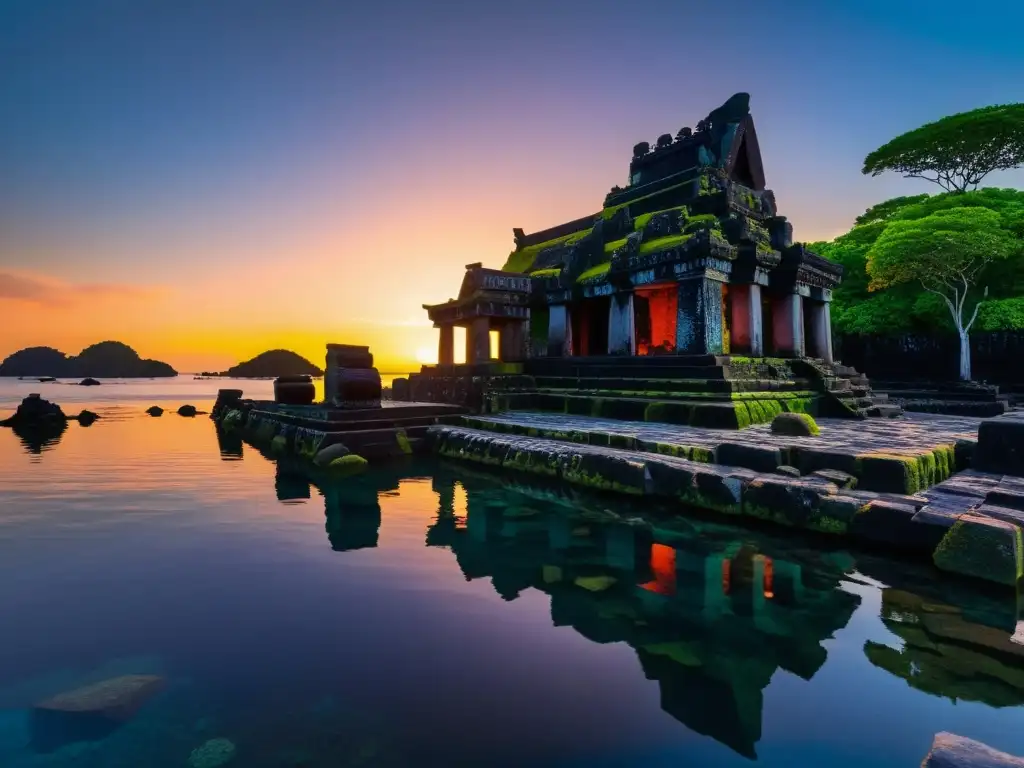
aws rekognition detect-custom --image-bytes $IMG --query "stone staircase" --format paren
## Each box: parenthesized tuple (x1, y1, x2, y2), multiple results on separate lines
(482, 355, 825, 429)
(796, 360, 903, 419)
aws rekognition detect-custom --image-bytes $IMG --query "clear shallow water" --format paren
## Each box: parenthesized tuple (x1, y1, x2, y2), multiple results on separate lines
(2, 380, 1024, 767)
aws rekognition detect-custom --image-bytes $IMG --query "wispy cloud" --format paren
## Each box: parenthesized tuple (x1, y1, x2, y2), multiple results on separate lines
(0, 271, 165, 307)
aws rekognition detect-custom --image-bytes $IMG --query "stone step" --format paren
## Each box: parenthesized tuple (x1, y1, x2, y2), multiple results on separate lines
(513, 376, 809, 395)
(865, 404, 904, 418)
(871, 393, 889, 404)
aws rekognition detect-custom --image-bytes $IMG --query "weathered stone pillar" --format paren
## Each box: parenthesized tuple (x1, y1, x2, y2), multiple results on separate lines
(547, 304, 571, 357)
(805, 300, 833, 362)
(499, 321, 526, 362)
(770, 293, 804, 357)
(467, 317, 491, 364)
(438, 325, 455, 366)
(729, 284, 764, 356)
(676, 277, 724, 355)
(607, 292, 635, 355)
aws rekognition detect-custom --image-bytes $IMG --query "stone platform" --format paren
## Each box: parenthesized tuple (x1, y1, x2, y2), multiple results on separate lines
(460, 411, 980, 494)
(217, 399, 467, 462)
(426, 419, 1024, 588)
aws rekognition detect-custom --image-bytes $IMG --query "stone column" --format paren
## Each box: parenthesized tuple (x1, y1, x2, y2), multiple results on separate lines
(467, 317, 491, 364)
(770, 293, 804, 357)
(548, 304, 570, 357)
(499, 321, 526, 362)
(676, 277, 724, 355)
(437, 325, 455, 366)
(607, 292, 635, 355)
(805, 300, 833, 363)
(729, 284, 764, 356)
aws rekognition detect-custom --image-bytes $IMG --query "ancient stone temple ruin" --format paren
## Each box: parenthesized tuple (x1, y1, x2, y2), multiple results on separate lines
(424, 93, 842, 364)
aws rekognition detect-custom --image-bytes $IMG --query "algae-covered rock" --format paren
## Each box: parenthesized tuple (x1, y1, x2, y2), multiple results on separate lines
(146, 406, 164, 417)
(270, 435, 288, 454)
(313, 442, 350, 467)
(329, 454, 368, 475)
(542, 565, 562, 583)
(933, 514, 1024, 587)
(188, 737, 237, 768)
(574, 575, 617, 592)
(771, 412, 819, 436)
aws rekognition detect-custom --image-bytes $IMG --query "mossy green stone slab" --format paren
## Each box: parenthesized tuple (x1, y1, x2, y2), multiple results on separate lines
(933, 514, 1024, 587)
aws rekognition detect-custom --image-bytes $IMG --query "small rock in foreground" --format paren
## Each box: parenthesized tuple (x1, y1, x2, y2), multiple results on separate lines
(922, 732, 1024, 767)
(771, 412, 820, 437)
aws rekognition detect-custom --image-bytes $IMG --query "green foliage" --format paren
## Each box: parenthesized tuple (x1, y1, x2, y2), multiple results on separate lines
(863, 103, 1024, 192)
(975, 298, 1024, 331)
(683, 213, 720, 234)
(502, 228, 592, 273)
(817, 189, 1024, 335)
(530, 267, 561, 278)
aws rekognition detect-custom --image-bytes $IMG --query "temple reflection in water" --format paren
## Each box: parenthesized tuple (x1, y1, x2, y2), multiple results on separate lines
(266, 455, 1024, 760)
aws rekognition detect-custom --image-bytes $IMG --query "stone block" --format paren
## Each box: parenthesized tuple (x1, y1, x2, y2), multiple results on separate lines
(795, 448, 860, 477)
(743, 477, 830, 529)
(857, 453, 921, 494)
(849, 499, 924, 550)
(683, 467, 747, 515)
(986, 486, 1024, 512)
(933, 514, 1024, 587)
(563, 452, 649, 495)
(922, 732, 1024, 768)
(810, 469, 857, 489)
(774, 465, 801, 478)
(974, 504, 1024, 528)
(645, 458, 697, 498)
(909, 507, 962, 552)
(714, 442, 783, 473)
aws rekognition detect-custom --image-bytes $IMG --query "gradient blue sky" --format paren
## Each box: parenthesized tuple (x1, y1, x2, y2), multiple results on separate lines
(1, 0, 1022, 370)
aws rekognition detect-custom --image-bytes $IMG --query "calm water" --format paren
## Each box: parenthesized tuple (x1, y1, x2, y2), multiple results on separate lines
(2, 377, 1024, 767)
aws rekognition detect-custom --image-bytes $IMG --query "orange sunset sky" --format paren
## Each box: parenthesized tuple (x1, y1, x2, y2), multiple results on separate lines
(2, 2, 1022, 374)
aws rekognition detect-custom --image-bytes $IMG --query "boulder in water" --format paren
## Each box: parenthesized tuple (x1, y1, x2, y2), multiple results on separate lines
(75, 410, 99, 426)
(177, 405, 198, 417)
(1, 394, 67, 428)
(146, 406, 164, 417)
(313, 442, 351, 467)
(79, 378, 101, 386)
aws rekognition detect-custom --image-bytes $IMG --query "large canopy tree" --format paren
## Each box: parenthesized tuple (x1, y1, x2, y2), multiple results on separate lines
(863, 104, 1024, 192)
(865, 206, 1019, 380)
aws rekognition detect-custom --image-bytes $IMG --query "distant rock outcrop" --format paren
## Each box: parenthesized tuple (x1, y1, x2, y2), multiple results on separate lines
(0, 341, 177, 379)
(219, 350, 323, 379)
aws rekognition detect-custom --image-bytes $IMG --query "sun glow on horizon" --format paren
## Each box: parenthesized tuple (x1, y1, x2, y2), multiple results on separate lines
(415, 345, 437, 365)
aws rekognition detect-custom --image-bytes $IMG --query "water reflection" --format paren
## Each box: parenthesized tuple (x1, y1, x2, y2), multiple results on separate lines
(251, 457, 1019, 760)
(8, 419, 67, 455)
(215, 426, 244, 460)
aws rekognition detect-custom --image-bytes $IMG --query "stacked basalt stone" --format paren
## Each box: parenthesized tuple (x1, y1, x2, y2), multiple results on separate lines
(324, 344, 382, 410)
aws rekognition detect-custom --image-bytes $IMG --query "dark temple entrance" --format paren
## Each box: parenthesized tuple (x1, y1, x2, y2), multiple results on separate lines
(571, 296, 610, 356)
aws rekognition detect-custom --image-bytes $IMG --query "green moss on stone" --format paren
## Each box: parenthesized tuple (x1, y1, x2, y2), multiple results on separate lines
(577, 262, 611, 283)
(396, 430, 413, 455)
(502, 228, 593, 273)
(933, 515, 1024, 587)
(329, 454, 369, 475)
(684, 213, 720, 233)
(530, 267, 561, 278)
(857, 452, 921, 494)
(639, 233, 693, 255)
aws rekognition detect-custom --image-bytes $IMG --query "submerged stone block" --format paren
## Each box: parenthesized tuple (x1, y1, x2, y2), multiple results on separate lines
(645, 458, 698, 498)
(683, 467, 746, 515)
(933, 514, 1024, 587)
(922, 732, 1024, 768)
(743, 477, 831, 529)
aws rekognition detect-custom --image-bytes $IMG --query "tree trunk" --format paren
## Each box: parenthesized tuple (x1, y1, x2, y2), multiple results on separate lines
(959, 330, 971, 381)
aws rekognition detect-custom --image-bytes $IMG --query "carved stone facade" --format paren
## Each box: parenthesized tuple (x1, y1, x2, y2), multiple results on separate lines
(423, 94, 842, 364)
